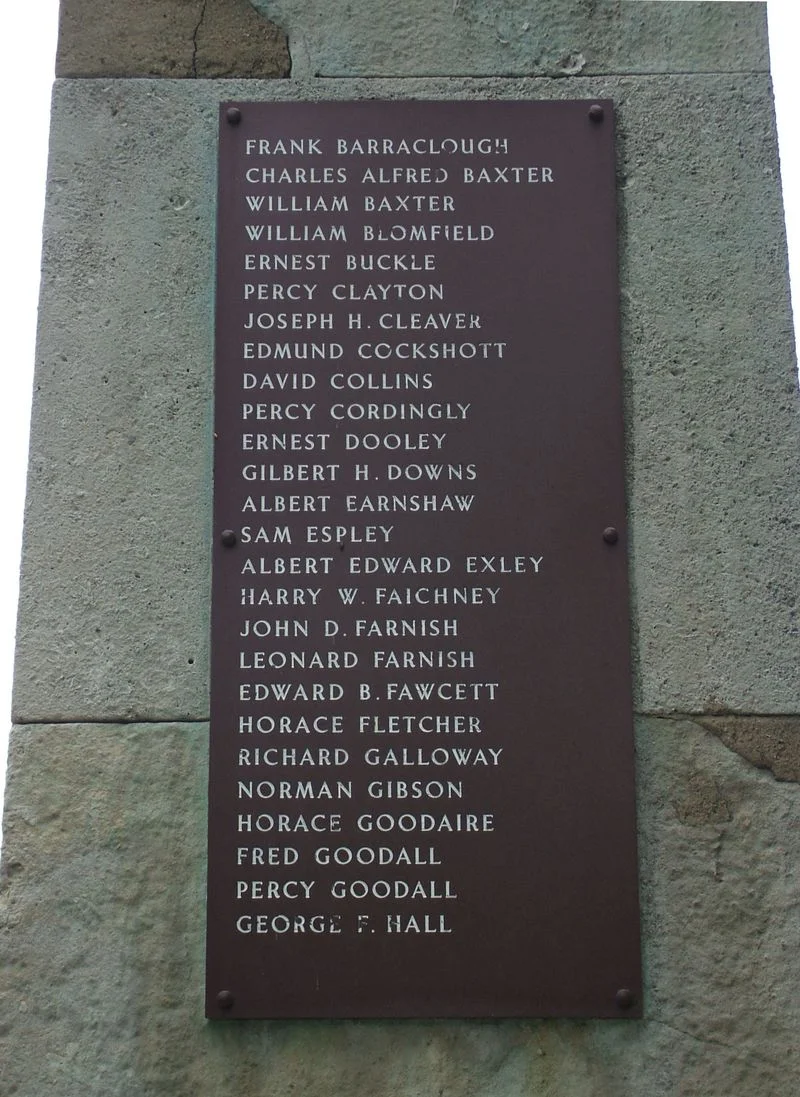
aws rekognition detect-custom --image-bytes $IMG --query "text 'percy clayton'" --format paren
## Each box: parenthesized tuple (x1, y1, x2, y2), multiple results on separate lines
(217, 123, 554, 945)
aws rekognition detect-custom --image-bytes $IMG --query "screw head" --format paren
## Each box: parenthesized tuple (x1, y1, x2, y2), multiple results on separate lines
(217, 990, 235, 1010)
(603, 526, 619, 545)
(220, 529, 237, 547)
(226, 107, 242, 125)
(589, 104, 604, 123)
(615, 988, 635, 1010)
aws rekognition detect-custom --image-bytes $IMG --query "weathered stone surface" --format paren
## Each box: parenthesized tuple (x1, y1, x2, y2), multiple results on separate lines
(257, 0, 767, 78)
(58, 0, 767, 81)
(14, 73, 798, 722)
(696, 715, 800, 782)
(57, 0, 289, 78)
(1, 718, 798, 1095)
(635, 717, 800, 1093)
(618, 75, 800, 714)
(196, 0, 290, 77)
(671, 770, 732, 825)
(0, 723, 207, 1095)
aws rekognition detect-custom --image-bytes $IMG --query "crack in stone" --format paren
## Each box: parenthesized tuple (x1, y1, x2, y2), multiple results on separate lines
(191, 0, 209, 78)
(712, 831, 724, 881)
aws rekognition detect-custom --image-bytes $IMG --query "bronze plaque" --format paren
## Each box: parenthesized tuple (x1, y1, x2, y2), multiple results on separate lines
(207, 100, 641, 1019)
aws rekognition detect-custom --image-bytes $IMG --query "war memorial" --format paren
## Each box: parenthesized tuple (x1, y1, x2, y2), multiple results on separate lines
(1, 1, 798, 1093)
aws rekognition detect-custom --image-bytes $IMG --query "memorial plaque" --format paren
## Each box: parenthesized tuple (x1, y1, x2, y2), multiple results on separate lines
(206, 100, 641, 1019)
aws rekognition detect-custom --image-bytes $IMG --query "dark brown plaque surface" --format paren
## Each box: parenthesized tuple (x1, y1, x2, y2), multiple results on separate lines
(207, 100, 641, 1020)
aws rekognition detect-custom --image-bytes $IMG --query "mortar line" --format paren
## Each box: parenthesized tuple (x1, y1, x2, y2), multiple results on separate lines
(310, 69, 767, 80)
(12, 717, 211, 727)
(10, 711, 800, 727)
(54, 69, 769, 82)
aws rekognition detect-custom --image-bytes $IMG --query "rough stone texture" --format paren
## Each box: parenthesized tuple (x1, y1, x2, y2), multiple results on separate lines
(257, 0, 768, 79)
(196, 0, 291, 77)
(617, 74, 800, 714)
(13, 72, 799, 723)
(1, 717, 798, 1095)
(697, 715, 800, 782)
(671, 770, 732, 825)
(57, 0, 290, 78)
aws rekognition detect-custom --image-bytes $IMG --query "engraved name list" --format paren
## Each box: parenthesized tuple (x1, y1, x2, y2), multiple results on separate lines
(206, 100, 642, 1020)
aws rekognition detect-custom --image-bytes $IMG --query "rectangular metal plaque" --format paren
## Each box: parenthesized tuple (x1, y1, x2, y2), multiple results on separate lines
(207, 100, 641, 1019)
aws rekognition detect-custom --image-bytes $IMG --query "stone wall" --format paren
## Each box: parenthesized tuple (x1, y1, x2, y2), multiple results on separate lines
(2, 3, 799, 1095)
